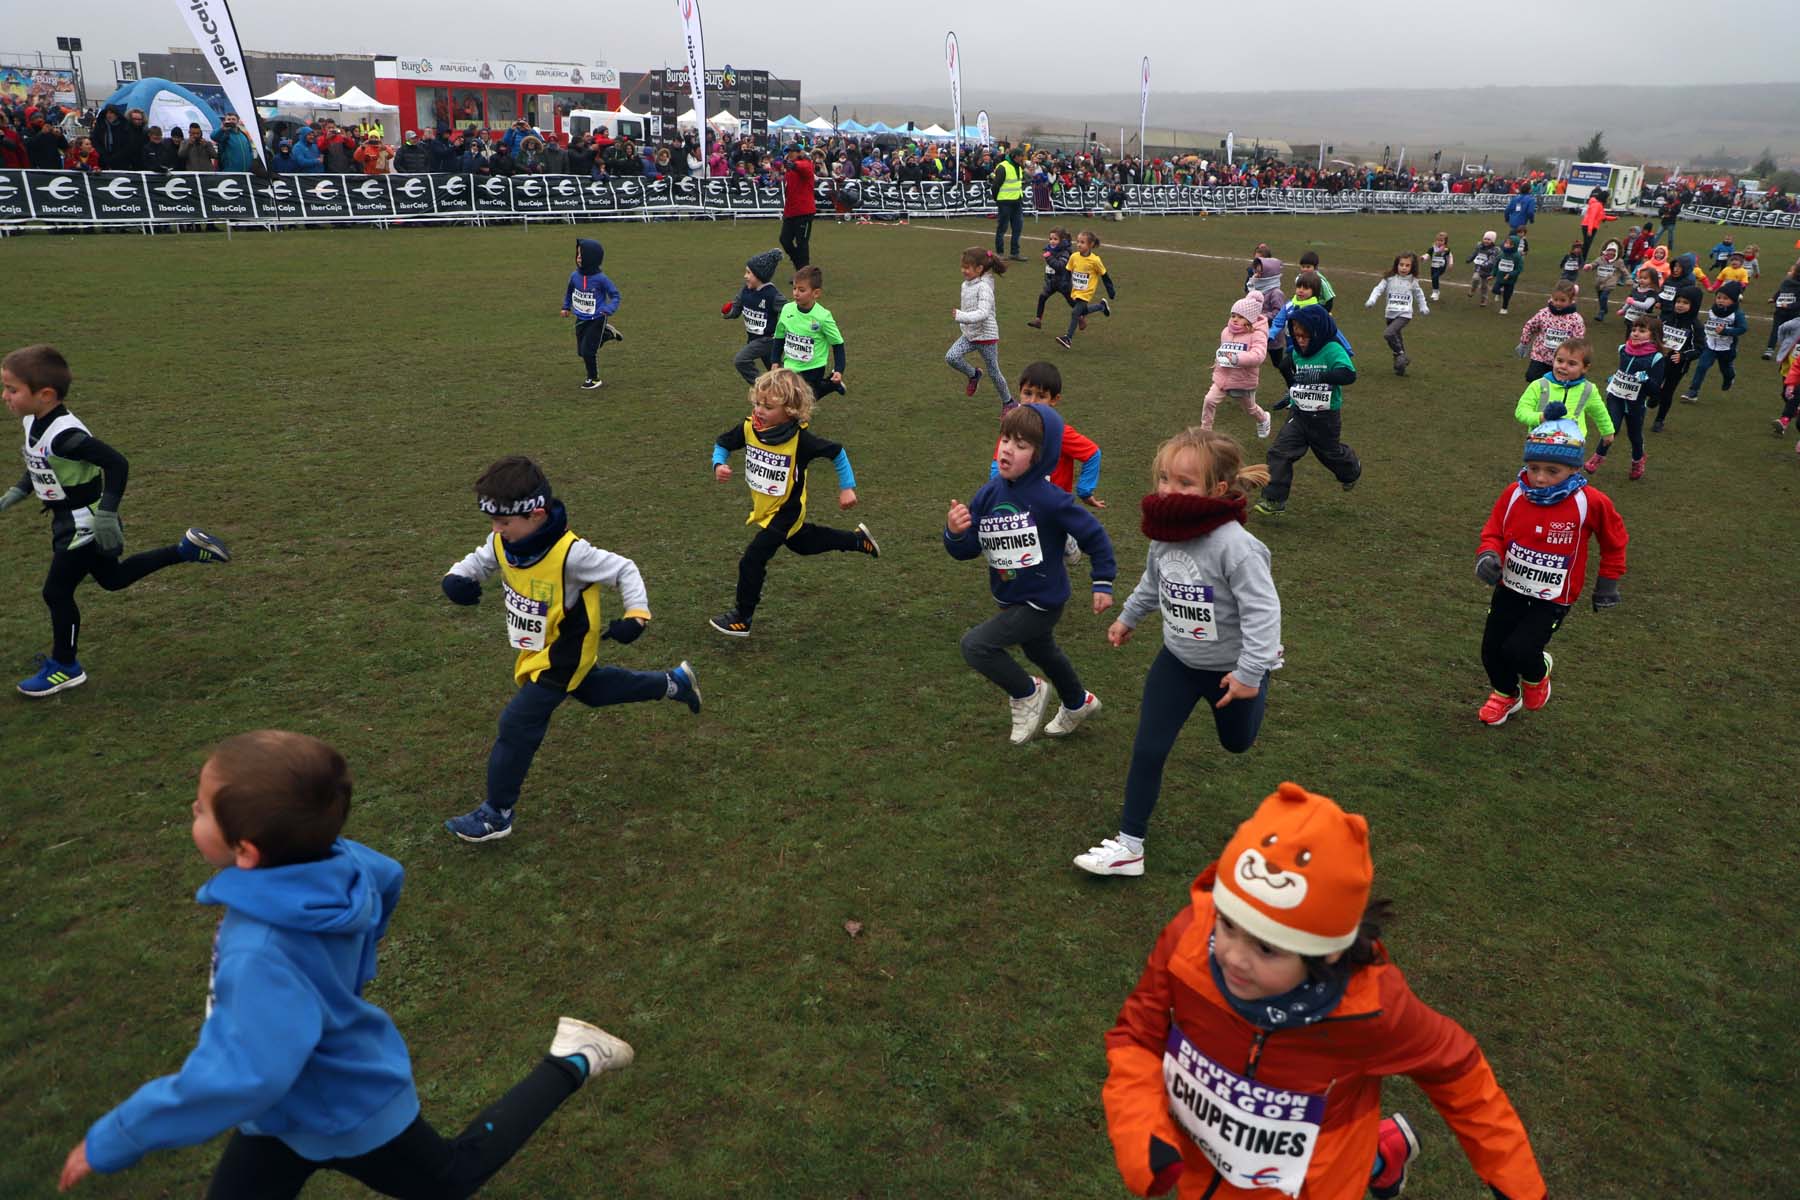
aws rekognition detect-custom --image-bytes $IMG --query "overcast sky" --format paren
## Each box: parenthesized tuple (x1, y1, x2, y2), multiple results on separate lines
(11, 0, 1791, 102)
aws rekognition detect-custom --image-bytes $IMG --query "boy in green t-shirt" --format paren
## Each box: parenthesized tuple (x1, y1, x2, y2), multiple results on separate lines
(774, 265, 847, 399)
(1255, 306, 1362, 516)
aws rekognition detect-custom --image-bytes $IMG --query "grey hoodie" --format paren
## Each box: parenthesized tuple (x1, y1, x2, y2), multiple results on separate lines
(1118, 517, 1281, 686)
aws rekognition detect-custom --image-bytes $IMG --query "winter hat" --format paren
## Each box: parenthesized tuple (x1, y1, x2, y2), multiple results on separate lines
(1716, 280, 1745, 302)
(1483, 230, 1497, 242)
(1211, 782, 1373, 957)
(1523, 419, 1586, 467)
(1230, 295, 1264, 324)
(746, 248, 783, 283)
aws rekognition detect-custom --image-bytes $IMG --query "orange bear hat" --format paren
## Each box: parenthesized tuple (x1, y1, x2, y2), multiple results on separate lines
(1211, 781, 1374, 957)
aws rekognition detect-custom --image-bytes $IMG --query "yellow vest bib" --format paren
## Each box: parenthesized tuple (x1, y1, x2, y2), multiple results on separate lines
(742, 418, 807, 537)
(496, 530, 601, 690)
(995, 159, 1023, 201)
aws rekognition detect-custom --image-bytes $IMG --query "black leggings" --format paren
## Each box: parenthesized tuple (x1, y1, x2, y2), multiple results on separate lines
(206, 1057, 581, 1200)
(1654, 360, 1690, 424)
(1599, 394, 1647, 459)
(1481, 585, 1567, 696)
(1119, 648, 1268, 840)
(574, 319, 612, 379)
(736, 520, 862, 618)
(779, 214, 813, 268)
(1495, 277, 1520, 308)
(1429, 263, 1447, 291)
(1064, 298, 1104, 340)
(44, 538, 183, 662)
(1036, 283, 1073, 319)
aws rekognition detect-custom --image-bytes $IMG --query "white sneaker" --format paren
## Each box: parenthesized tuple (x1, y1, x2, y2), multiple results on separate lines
(1256, 413, 1273, 439)
(550, 1017, 634, 1080)
(1430, 290, 1440, 301)
(1063, 533, 1083, 563)
(1008, 677, 1051, 744)
(1044, 691, 1101, 736)
(1073, 837, 1145, 877)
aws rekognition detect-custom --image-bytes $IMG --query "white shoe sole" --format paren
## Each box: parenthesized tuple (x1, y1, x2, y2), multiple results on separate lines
(856, 522, 880, 558)
(550, 1016, 634, 1077)
(451, 822, 513, 844)
(1479, 697, 1524, 726)
(1073, 851, 1145, 877)
(1045, 693, 1101, 736)
(709, 620, 750, 639)
(19, 671, 87, 698)
(1009, 679, 1051, 744)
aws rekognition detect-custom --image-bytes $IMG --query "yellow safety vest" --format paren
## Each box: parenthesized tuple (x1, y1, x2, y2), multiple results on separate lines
(496, 529, 601, 689)
(995, 159, 1023, 201)
(741, 418, 807, 536)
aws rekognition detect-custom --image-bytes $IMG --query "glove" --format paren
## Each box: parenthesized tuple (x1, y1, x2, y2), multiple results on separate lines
(1475, 551, 1502, 586)
(1291, 364, 1323, 384)
(1514, 343, 1529, 359)
(1148, 1135, 1185, 1196)
(602, 617, 646, 643)
(720, 301, 734, 315)
(0, 485, 25, 512)
(1270, 396, 1292, 411)
(441, 574, 482, 606)
(1592, 576, 1622, 612)
(1543, 401, 1568, 421)
(92, 508, 124, 554)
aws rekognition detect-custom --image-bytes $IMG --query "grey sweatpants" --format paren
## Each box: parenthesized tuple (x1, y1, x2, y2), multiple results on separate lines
(960, 602, 1086, 709)
(733, 336, 778, 385)
(1382, 315, 1411, 357)
(946, 336, 1013, 405)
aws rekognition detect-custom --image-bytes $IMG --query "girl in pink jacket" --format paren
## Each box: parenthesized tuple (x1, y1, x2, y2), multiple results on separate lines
(1202, 296, 1272, 438)
(1516, 281, 1587, 382)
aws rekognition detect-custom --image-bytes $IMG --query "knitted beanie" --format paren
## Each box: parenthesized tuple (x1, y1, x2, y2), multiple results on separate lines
(747, 248, 783, 283)
(1229, 295, 1264, 324)
(1211, 782, 1373, 957)
(1523, 419, 1586, 467)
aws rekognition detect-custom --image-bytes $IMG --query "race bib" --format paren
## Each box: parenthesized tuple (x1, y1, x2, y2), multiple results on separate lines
(1385, 294, 1414, 319)
(1563, 257, 1581, 274)
(1658, 285, 1677, 303)
(1071, 270, 1093, 292)
(1497, 259, 1516, 276)
(1777, 293, 1797, 310)
(743, 445, 793, 497)
(1606, 371, 1642, 402)
(1430, 253, 1446, 269)
(23, 448, 64, 502)
(1621, 298, 1650, 322)
(1662, 326, 1688, 353)
(1543, 327, 1571, 351)
(783, 332, 817, 362)
(1289, 382, 1333, 412)
(1215, 340, 1248, 368)
(1160, 579, 1217, 642)
(1163, 1026, 1325, 1198)
(978, 512, 1043, 571)
(1044, 261, 1057, 277)
(571, 290, 597, 318)
(1502, 544, 1571, 601)
(502, 582, 551, 651)
(743, 307, 769, 335)
(1475, 252, 1495, 269)
(1704, 318, 1733, 352)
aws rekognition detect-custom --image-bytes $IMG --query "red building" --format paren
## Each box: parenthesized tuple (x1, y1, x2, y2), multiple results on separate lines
(374, 56, 620, 138)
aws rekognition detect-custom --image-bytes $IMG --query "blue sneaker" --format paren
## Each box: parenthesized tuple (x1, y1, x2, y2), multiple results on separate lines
(669, 660, 702, 714)
(177, 527, 232, 563)
(445, 802, 514, 843)
(18, 655, 87, 698)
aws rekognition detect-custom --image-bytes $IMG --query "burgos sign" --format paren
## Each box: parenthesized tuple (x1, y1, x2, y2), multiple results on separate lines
(394, 58, 618, 88)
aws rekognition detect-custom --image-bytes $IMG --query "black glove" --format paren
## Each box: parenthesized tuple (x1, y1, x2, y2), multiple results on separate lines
(1542, 400, 1568, 421)
(1270, 396, 1292, 411)
(1148, 1135, 1185, 1196)
(1291, 363, 1324, 384)
(1592, 576, 1621, 612)
(602, 617, 646, 643)
(1475, 551, 1502, 586)
(441, 574, 482, 606)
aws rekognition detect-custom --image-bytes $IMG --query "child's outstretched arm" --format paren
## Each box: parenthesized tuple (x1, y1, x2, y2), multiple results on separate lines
(1102, 908, 1195, 1197)
(943, 498, 982, 558)
(1109, 547, 1159, 647)
(712, 423, 746, 481)
(441, 538, 499, 606)
(1063, 499, 1116, 612)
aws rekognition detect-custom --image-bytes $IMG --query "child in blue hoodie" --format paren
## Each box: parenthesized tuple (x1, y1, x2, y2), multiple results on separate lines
(58, 730, 634, 1197)
(722, 247, 785, 385)
(560, 237, 622, 390)
(945, 402, 1116, 745)
(1680, 280, 1749, 404)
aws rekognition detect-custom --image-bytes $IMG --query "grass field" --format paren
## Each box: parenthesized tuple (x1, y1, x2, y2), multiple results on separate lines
(2, 209, 1797, 1199)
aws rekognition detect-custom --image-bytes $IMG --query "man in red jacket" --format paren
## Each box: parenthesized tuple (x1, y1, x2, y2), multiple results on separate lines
(779, 144, 817, 269)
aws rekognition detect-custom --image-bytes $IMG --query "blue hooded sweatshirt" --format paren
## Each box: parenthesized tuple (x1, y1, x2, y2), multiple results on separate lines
(84, 840, 418, 1173)
(944, 402, 1116, 608)
(564, 237, 621, 322)
(290, 130, 322, 173)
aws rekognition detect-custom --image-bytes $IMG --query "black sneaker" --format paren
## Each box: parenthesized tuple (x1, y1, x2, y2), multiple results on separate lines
(1343, 475, 1360, 493)
(1055, 335, 1073, 349)
(709, 610, 752, 638)
(855, 522, 880, 559)
(1098, 299, 1113, 317)
(603, 323, 623, 343)
(1652, 419, 1665, 432)
(581, 378, 603, 390)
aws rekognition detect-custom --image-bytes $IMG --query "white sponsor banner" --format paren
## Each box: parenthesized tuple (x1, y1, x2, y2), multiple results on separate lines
(677, 0, 706, 160)
(946, 32, 962, 181)
(391, 57, 618, 88)
(173, 0, 264, 162)
(1138, 56, 1150, 159)
(976, 109, 990, 148)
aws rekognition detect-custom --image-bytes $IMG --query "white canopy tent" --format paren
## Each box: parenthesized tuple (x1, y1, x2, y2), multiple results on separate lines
(804, 116, 834, 131)
(256, 80, 339, 109)
(919, 123, 950, 137)
(676, 107, 743, 132)
(330, 85, 399, 126)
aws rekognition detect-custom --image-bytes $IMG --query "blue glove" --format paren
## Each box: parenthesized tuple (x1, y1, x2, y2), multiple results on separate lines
(1592, 576, 1621, 612)
(1514, 343, 1529, 359)
(602, 617, 646, 643)
(92, 508, 124, 554)
(0, 486, 26, 512)
(1543, 401, 1568, 421)
(441, 574, 482, 606)
(1475, 551, 1502, 586)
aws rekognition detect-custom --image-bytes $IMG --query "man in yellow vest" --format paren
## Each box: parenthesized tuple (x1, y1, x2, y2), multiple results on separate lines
(992, 145, 1027, 261)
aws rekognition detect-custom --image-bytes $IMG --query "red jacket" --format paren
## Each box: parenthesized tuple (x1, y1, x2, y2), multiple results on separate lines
(1103, 868, 1546, 1200)
(781, 155, 816, 217)
(993, 421, 1098, 496)
(1478, 476, 1627, 605)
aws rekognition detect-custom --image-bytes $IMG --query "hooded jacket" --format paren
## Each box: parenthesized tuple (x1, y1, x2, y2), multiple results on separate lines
(1772, 273, 1800, 323)
(1699, 291, 1749, 353)
(1479, 474, 1627, 605)
(1660, 252, 1706, 305)
(1275, 306, 1357, 413)
(1518, 300, 1585, 364)
(1041, 238, 1074, 291)
(1103, 865, 1547, 1200)
(1504, 190, 1536, 228)
(564, 238, 620, 322)
(1212, 296, 1270, 390)
(84, 841, 419, 1173)
(290, 130, 323, 172)
(954, 271, 1001, 341)
(944, 402, 1115, 609)
(1655, 288, 1703, 362)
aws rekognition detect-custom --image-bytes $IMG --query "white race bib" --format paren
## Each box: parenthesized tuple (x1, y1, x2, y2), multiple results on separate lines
(1563, 257, 1582, 274)
(1662, 326, 1688, 352)
(1704, 318, 1733, 352)
(1497, 259, 1516, 276)
(570, 290, 597, 318)
(1071, 270, 1093, 292)
(1502, 544, 1571, 601)
(23, 448, 64, 502)
(502, 582, 551, 651)
(1289, 382, 1333, 412)
(1385, 293, 1414, 319)
(1160, 579, 1217, 642)
(1606, 371, 1642, 401)
(1475, 251, 1495, 269)
(978, 512, 1043, 571)
(1543, 327, 1571, 351)
(743, 445, 793, 497)
(1777, 293, 1797, 310)
(1215, 340, 1248, 368)
(1162, 1027, 1325, 1199)
(743, 307, 769, 335)
(783, 332, 817, 362)
(1430, 253, 1447, 269)
(1658, 285, 1677, 303)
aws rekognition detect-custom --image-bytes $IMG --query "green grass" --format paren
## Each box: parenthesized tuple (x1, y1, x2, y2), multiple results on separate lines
(2, 211, 1797, 1199)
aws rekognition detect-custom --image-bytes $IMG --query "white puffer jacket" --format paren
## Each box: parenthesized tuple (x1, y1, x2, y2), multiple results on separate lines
(954, 274, 1000, 341)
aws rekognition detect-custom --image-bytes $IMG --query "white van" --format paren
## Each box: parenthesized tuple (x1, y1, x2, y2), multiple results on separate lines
(567, 110, 649, 143)
(1562, 162, 1644, 211)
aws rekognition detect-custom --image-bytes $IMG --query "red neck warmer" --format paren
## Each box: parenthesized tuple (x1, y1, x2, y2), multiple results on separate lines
(1141, 491, 1246, 541)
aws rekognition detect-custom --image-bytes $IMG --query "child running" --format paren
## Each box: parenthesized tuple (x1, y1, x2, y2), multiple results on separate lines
(1467, 230, 1500, 306)
(722, 248, 784, 385)
(1516, 281, 1586, 382)
(1364, 252, 1429, 376)
(944, 401, 1115, 744)
(1584, 314, 1665, 480)
(1073, 428, 1279, 878)
(1771, 349, 1800, 448)
(1427, 231, 1454, 301)
(1297, 250, 1335, 311)
(1492, 234, 1526, 314)
(1513, 337, 1614, 445)
(1650, 286, 1702, 432)
(1557, 240, 1586, 292)
(990, 361, 1105, 517)
(57, 730, 634, 1197)
(1473, 420, 1627, 725)
(709, 367, 878, 638)
(1765, 259, 1800, 360)
(1617, 264, 1662, 327)
(1028, 226, 1075, 329)
(1581, 240, 1627, 322)
(775, 265, 848, 399)
(1255, 306, 1360, 516)
(561, 238, 623, 390)
(1055, 230, 1116, 350)
(1202, 295, 1272, 438)
(2, 344, 231, 698)
(1680, 280, 1748, 404)
(946, 246, 1014, 408)
(440, 456, 700, 842)
(1101, 780, 1547, 1199)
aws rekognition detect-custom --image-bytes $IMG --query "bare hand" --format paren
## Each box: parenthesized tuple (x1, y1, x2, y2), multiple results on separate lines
(560, 310, 571, 318)
(1214, 672, 1260, 709)
(1107, 620, 1133, 646)
(714, 464, 732, 482)
(838, 488, 857, 510)
(1080, 494, 1107, 509)
(1092, 591, 1114, 615)
(829, 371, 843, 384)
(59, 1140, 91, 1192)
(946, 500, 972, 534)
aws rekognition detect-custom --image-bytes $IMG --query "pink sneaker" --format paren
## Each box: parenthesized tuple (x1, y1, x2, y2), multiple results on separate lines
(1369, 1113, 1421, 1198)
(1629, 455, 1646, 480)
(1583, 453, 1604, 473)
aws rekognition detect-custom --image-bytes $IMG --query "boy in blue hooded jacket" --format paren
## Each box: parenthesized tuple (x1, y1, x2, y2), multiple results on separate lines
(945, 402, 1116, 745)
(561, 237, 622, 390)
(58, 730, 633, 1198)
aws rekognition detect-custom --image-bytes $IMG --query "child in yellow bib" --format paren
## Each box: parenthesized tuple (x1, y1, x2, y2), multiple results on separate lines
(1055, 229, 1117, 349)
(439, 456, 701, 843)
(708, 368, 880, 638)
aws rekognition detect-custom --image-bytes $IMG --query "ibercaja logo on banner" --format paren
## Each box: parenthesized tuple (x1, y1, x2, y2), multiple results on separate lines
(581, 178, 618, 212)
(430, 174, 473, 214)
(0, 170, 32, 220)
(474, 175, 512, 214)
(547, 176, 583, 213)
(390, 174, 436, 215)
(27, 171, 93, 220)
(297, 176, 350, 219)
(346, 176, 396, 218)
(200, 174, 256, 220)
(509, 176, 549, 213)
(252, 176, 304, 220)
(89, 173, 150, 220)
(147, 172, 203, 220)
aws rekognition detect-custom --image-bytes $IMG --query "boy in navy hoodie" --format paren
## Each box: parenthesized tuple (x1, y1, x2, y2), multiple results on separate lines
(1681, 280, 1749, 403)
(58, 730, 633, 1197)
(560, 237, 622, 390)
(945, 402, 1116, 745)
(722, 247, 785, 384)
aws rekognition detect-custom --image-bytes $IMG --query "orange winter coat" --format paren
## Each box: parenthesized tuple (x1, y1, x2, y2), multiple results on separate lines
(1102, 867, 1546, 1200)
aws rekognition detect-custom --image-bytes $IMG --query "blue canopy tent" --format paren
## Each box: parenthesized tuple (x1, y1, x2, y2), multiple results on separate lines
(100, 77, 227, 138)
(768, 115, 807, 129)
(865, 122, 893, 134)
(836, 118, 870, 133)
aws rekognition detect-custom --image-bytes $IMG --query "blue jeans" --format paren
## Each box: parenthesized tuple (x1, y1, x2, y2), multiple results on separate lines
(1686, 346, 1737, 394)
(487, 669, 669, 809)
(1119, 648, 1269, 839)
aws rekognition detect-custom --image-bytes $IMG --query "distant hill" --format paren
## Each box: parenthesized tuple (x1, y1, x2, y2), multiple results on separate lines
(827, 84, 1800, 167)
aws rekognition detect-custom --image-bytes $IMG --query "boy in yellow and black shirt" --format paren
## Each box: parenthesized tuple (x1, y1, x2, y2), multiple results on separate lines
(439, 456, 700, 843)
(1055, 229, 1117, 349)
(709, 368, 879, 638)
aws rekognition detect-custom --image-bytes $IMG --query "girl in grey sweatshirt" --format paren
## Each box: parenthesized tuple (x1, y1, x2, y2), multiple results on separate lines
(945, 247, 1013, 409)
(1072, 429, 1282, 879)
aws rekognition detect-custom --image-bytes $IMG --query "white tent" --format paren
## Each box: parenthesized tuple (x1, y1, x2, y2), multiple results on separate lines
(256, 80, 338, 109)
(332, 85, 388, 110)
(919, 123, 950, 137)
(708, 109, 741, 130)
(804, 116, 834, 131)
